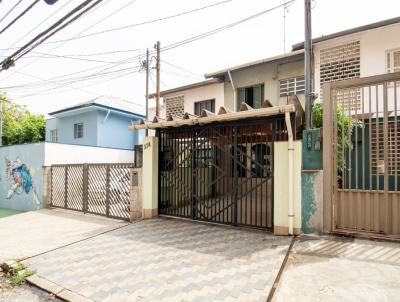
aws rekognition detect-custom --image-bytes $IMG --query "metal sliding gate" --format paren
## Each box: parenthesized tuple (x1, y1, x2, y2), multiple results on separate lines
(158, 117, 289, 230)
(324, 71, 400, 238)
(50, 163, 134, 220)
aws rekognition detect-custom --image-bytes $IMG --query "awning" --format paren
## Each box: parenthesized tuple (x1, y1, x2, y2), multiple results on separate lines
(129, 104, 295, 130)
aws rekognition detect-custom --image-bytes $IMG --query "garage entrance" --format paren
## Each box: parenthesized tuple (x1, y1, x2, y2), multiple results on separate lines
(157, 116, 291, 230)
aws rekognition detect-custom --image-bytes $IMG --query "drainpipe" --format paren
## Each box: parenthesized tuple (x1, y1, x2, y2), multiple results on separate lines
(227, 70, 236, 112)
(103, 109, 111, 123)
(285, 112, 294, 235)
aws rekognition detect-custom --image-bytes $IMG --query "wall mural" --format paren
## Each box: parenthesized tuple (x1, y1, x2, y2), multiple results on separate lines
(4, 157, 40, 206)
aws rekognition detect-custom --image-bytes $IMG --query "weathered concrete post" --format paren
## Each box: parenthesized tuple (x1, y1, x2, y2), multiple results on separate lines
(142, 136, 159, 219)
(42, 166, 52, 208)
(130, 168, 142, 222)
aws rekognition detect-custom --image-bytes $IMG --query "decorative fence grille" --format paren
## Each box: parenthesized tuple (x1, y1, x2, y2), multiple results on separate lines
(50, 163, 134, 220)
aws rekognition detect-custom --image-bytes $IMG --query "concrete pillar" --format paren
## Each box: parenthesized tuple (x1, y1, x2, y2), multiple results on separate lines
(42, 166, 51, 208)
(142, 136, 159, 219)
(130, 168, 142, 222)
(273, 141, 302, 235)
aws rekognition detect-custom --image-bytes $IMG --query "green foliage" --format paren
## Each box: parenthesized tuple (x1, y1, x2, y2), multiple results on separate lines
(312, 102, 359, 176)
(1, 93, 45, 145)
(9, 262, 36, 285)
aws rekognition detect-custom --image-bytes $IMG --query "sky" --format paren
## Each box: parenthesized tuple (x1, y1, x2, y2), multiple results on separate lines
(0, 0, 399, 117)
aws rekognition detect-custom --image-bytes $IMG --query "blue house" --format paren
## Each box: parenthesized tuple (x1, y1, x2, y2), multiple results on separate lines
(45, 97, 144, 150)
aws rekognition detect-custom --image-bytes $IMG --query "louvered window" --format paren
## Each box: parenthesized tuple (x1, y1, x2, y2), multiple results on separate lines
(279, 76, 305, 97)
(386, 49, 400, 73)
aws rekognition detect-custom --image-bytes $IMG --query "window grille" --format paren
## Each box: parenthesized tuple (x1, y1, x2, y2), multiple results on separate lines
(279, 76, 305, 97)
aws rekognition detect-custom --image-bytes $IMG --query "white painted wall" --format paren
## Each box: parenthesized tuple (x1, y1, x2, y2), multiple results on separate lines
(44, 143, 135, 165)
(314, 22, 400, 96)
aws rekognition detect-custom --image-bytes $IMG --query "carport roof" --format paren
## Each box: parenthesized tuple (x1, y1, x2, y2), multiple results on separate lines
(129, 104, 295, 130)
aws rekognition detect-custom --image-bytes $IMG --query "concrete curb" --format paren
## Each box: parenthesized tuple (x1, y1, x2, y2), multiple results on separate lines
(27, 274, 94, 302)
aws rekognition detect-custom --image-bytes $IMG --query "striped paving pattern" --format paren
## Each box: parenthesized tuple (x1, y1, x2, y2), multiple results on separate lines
(26, 218, 292, 302)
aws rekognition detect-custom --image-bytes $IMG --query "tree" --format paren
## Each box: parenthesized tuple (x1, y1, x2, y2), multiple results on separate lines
(1, 93, 46, 145)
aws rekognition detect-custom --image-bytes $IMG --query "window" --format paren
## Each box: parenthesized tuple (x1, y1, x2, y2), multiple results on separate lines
(237, 84, 264, 109)
(279, 76, 305, 97)
(74, 123, 83, 139)
(386, 48, 400, 73)
(50, 129, 58, 142)
(194, 99, 215, 116)
(165, 95, 184, 118)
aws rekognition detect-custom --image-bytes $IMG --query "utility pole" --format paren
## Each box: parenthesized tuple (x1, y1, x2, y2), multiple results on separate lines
(304, 0, 313, 130)
(145, 48, 149, 135)
(155, 41, 160, 118)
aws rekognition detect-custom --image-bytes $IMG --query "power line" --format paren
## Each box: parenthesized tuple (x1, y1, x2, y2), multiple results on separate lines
(0, 0, 41, 35)
(161, 60, 203, 78)
(0, 0, 24, 25)
(1, 0, 105, 71)
(0, 0, 137, 78)
(161, 0, 296, 52)
(30, 49, 141, 57)
(38, 0, 233, 44)
(24, 51, 118, 64)
(0, 0, 74, 57)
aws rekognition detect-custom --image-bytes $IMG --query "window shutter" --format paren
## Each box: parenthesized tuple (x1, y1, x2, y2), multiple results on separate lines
(237, 87, 245, 108)
(393, 50, 400, 72)
(253, 85, 262, 109)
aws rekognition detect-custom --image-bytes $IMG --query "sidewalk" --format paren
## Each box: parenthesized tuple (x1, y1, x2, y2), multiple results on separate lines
(273, 235, 400, 302)
(0, 209, 127, 261)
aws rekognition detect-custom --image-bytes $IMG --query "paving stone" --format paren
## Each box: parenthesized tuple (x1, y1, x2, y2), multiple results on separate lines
(25, 218, 291, 301)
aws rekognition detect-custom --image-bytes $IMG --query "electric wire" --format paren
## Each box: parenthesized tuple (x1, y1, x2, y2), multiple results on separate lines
(0, 0, 74, 57)
(39, 0, 233, 45)
(2, 1, 294, 100)
(0, 0, 41, 35)
(0, 0, 106, 71)
(0, 0, 23, 24)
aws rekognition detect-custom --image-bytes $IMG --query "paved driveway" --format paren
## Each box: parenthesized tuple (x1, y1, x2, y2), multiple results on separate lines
(25, 218, 292, 302)
(0, 209, 127, 261)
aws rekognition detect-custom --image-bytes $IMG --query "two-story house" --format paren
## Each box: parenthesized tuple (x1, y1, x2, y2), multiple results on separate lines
(46, 97, 145, 150)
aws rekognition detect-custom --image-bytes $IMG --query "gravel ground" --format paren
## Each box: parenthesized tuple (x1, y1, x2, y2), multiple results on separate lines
(0, 273, 61, 302)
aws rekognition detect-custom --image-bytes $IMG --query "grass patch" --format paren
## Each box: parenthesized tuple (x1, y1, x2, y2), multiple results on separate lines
(8, 262, 36, 285)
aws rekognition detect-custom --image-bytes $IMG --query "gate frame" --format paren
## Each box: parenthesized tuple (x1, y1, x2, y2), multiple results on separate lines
(323, 71, 400, 234)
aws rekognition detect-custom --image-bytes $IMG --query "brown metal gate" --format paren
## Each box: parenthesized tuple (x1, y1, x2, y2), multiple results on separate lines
(50, 163, 134, 220)
(323, 71, 400, 238)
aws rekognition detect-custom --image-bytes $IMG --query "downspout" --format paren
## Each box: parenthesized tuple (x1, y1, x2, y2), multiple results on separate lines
(103, 109, 111, 123)
(227, 69, 236, 112)
(285, 111, 294, 235)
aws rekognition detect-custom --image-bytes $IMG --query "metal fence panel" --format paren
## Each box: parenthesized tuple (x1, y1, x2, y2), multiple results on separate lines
(50, 163, 133, 221)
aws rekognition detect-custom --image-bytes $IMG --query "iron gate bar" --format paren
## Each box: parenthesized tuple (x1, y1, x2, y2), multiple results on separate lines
(157, 116, 289, 230)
